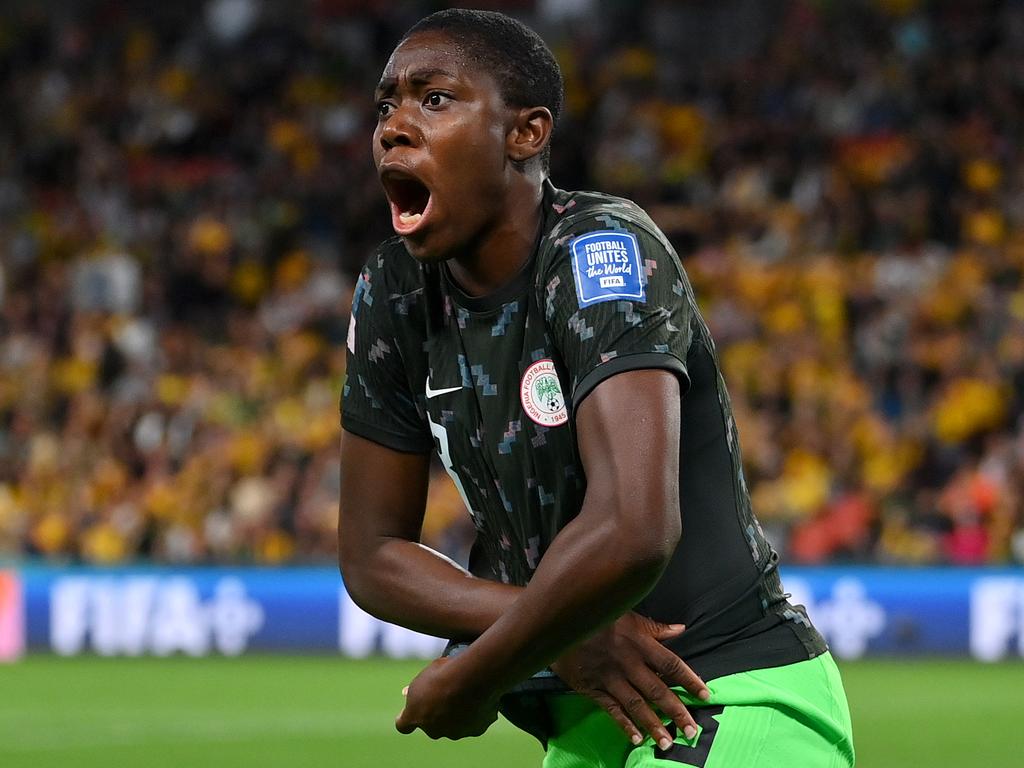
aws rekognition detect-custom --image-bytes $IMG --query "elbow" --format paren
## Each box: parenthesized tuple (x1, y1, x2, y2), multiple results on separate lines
(338, 542, 374, 612)
(615, 508, 680, 585)
(339, 557, 381, 618)
(337, 510, 373, 602)
(636, 524, 680, 578)
(338, 532, 403, 621)
(640, 484, 682, 567)
(337, 525, 354, 581)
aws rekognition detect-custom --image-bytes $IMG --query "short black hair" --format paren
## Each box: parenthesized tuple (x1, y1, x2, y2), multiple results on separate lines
(401, 9, 563, 170)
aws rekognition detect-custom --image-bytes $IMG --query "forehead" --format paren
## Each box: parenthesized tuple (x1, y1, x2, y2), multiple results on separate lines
(377, 31, 493, 92)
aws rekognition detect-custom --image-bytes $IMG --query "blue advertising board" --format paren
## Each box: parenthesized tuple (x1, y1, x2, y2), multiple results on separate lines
(1, 565, 1022, 661)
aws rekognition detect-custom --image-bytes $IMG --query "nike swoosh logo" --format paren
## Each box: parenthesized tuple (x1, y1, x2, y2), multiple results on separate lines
(425, 377, 462, 399)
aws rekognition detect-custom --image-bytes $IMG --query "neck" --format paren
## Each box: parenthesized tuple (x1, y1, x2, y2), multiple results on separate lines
(446, 176, 544, 297)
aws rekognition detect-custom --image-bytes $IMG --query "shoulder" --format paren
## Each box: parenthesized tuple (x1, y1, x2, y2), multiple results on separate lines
(543, 187, 666, 241)
(353, 237, 425, 316)
(359, 237, 421, 291)
(537, 187, 682, 304)
(349, 238, 429, 364)
(538, 187, 677, 273)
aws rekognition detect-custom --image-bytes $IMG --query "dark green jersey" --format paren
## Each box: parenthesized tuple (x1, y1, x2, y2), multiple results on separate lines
(342, 180, 826, 680)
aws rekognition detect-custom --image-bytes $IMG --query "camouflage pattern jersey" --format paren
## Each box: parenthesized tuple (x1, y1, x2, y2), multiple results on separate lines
(342, 180, 826, 681)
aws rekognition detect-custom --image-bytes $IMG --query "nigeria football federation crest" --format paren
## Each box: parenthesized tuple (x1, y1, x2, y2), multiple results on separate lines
(520, 359, 568, 427)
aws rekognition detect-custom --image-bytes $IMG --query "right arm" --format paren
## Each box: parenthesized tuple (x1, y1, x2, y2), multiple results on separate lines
(337, 255, 515, 637)
(337, 430, 519, 639)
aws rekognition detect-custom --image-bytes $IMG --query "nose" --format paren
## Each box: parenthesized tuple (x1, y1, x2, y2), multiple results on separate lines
(379, 106, 416, 151)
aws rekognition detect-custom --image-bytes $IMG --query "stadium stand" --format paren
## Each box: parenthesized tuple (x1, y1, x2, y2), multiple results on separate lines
(0, 0, 1022, 566)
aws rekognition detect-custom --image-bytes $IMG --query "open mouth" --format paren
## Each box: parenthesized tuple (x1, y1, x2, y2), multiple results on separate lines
(381, 170, 433, 236)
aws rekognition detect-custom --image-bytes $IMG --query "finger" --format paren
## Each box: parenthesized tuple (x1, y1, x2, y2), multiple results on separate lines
(395, 708, 416, 735)
(607, 680, 676, 752)
(590, 691, 644, 746)
(649, 650, 710, 701)
(635, 668, 699, 742)
(650, 622, 686, 641)
(632, 613, 686, 641)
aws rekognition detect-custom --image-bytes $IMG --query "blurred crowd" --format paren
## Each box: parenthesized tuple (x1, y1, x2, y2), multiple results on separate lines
(1, 0, 1023, 566)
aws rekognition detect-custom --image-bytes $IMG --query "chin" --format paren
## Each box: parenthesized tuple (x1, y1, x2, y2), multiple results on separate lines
(400, 235, 449, 264)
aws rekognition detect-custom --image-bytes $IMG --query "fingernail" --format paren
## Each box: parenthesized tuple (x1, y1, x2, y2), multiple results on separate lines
(698, 688, 710, 701)
(631, 733, 642, 746)
(402, 686, 409, 696)
(658, 736, 673, 750)
(670, 624, 685, 631)
(684, 725, 697, 740)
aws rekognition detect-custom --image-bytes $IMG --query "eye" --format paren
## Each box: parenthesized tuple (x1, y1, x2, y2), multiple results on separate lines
(423, 91, 452, 109)
(376, 100, 394, 118)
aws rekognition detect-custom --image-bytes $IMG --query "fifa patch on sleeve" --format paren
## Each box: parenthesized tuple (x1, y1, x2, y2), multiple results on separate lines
(570, 231, 645, 307)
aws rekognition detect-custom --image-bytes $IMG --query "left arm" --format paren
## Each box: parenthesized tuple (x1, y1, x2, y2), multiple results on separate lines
(398, 367, 682, 738)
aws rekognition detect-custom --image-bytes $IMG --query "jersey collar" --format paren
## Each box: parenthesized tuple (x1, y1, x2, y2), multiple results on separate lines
(441, 179, 562, 314)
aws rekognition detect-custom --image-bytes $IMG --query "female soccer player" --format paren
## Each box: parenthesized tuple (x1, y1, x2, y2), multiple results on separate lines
(339, 9, 854, 767)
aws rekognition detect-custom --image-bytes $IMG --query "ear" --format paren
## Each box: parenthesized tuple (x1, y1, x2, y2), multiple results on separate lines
(506, 106, 553, 164)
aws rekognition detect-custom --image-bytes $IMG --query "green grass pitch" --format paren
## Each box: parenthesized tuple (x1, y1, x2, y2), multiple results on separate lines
(1, 656, 1021, 767)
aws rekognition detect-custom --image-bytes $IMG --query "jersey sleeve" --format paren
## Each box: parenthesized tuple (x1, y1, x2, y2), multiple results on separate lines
(543, 216, 695, 415)
(341, 256, 432, 454)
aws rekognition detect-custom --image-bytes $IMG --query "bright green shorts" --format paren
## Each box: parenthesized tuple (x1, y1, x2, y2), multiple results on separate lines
(542, 652, 854, 768)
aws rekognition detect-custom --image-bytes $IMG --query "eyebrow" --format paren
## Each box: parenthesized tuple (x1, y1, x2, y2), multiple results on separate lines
(375, 68, 459, 97)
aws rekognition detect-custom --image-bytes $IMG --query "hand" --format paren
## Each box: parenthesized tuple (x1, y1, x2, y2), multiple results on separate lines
(551, 612, 710, 750)
(395, 657, 500, 740)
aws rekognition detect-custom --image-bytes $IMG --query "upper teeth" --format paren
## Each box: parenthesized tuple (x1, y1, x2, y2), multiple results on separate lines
(399, 212, 422, 225)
